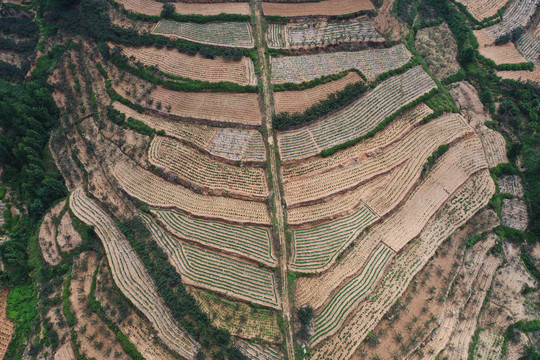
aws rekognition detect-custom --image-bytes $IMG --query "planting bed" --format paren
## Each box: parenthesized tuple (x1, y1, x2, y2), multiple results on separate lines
(151, 208, 276, 265)
(478, 42, 527, 64)
(498, 175, 525, 197)
(142, 214, 280, 308)
(112, 102, 266, 163)
(271, 44, 411, 84)
(148, 136, 268, 198)
(290, 205, 379, 272)
(115, 0, 251, 16)
(486, 0, 537, 40)
(153, 20, 254, 48)
(516, 31, 540, 64)
(0, 288, 13, 360)
(70, 189, 199, 358)
(477, 125, 508, 167)
(273, 72, 362, 115)
(309, 170, 495, 356)
(113, 161, 271, 225)
(261, 0, 374, 17)
(118, 45, 257, 85)
(236, 341, 283, 360)
(266, 17, 383, 49)
(278, 66, 436, 161)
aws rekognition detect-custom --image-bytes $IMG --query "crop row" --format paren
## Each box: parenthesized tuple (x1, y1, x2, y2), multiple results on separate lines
(141, 214, 280, 308)
(261, 0, 374, 17)
(271, 44, 410, 84)
(267, 17, 383, 48)
(151, 208, 276, 265)
(119, 44, 257, 85)
(283, 113, 470, 207)
(486, 0, 537, 40)
(115, 0, 251, 16)
(290, 205, 378, 272)
(293, 134, 487, 311)
(517, 32, 540, 64)
(477, 125, 509, 168)
(153, 20, 254, 48)
(113, 161, 271, 225)
(278, 66, 436, 161)
(69, 189, 200, 358)
(148, 136, 268, 198)
(113, 102, 266, 162)
(310, 170, 495, 358)
(310, 243, 394, 344)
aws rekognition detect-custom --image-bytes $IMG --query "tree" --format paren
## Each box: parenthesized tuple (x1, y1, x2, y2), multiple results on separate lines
(161, 3, 175, 18)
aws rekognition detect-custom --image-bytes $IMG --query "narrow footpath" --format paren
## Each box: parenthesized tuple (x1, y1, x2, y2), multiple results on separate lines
(250, 2, 296, 360)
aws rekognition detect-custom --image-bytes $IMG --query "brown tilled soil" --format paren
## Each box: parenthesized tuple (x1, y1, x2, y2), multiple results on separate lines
(38, 200, 65, 266)
(70, 252, 130, 360)
(416, 23, 460, 80)
(115, 0, 251, 16)
(273, 72, 362, 115)
(497, 69, 540, 84)
(262, 0, 373, 17)
(351, 209, 499, 360)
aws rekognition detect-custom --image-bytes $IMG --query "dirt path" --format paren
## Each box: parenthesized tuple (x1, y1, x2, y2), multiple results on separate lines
(250, 2, 295, 359)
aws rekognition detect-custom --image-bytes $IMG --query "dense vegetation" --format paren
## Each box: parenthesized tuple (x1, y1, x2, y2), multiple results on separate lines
(0, 15, 39, 81)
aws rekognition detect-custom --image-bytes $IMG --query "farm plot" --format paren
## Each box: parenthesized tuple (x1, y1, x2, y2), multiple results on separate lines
(497, 68, 540, 83)
(273, 72, 362, 114)
(294, 137, 487, 311)
(486, 0, 537, 40)
(118, 45, 257, 85)
(271, 44, 411, 84)
(477, 125, 508, 167)
(188, 287, 281, 342)
(309, 170, 495, 357)
(153, 20, 254, 48)
(143, 86, 262, 126)
(267, 17, 383, 49)
(115, 0, 251, 16)
(69, 189, 199, 358)
(283, 112, 471, 207)
(290, 205, 379, 272)
(456, 0, 507, 21)
(148, 136, 268, 199)
(310, 244, 395, 345)
(517, 32, 540, 64)
(236, 341, 283, 360)
(113, 161, 271, 225)
(141, 214, 280, 308)
(499, 175, 524, 197)
(477, 41, 527, 64)
(151, 208, 276, 265)
(278, 66, 436, 161)
(262, 0, 374, 17)
(112, 102, 266, 163)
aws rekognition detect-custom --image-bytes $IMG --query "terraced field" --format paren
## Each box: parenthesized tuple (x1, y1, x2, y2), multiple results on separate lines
(261, 0, 374, 17)
(278, 66, 436, 161)
(486, 0, 537, 39)
(141, 215, 280, 308)
(517, 31, 540, 64)
(309, 170, 495, 358)
(69, 189, 199, 358)
(113, 161, 271, 225)
(273, 72, 362, 115)
(118, 45, 257, 85)
(151, 208, 275, 265)
(456, 0, 507, 21)
(267, 17, 383, 49)
(112, 102, 266, 163)
(115, 0, 251, 16)
(148, 136, 268, 199)
(271, 44, 411, 84)
(153, 20, 254, 48)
